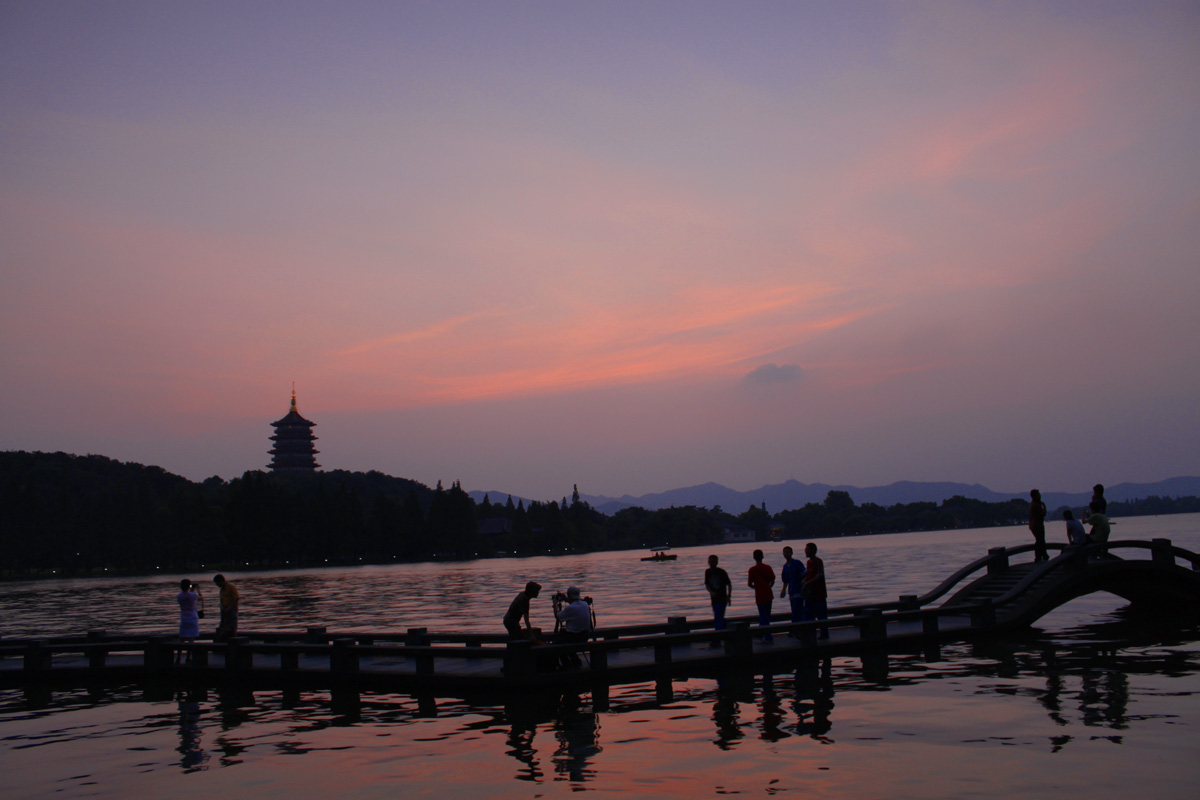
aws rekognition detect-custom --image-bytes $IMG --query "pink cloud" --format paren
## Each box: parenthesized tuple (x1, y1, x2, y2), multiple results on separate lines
(324, 282, 871, 409)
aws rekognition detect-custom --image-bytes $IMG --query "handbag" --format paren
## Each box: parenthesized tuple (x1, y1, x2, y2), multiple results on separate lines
(197, 609, 205, 619)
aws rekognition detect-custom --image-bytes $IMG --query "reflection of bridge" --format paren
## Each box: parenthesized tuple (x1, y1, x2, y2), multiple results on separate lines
(3, 539, 1198, 693)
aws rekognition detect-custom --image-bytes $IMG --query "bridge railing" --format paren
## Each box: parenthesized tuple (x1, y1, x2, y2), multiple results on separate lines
(0, 619, 898, 683)
(1105, 538, 1200, 570)
(880, 541, 1069, 611)
(938, 538, 1200, 614)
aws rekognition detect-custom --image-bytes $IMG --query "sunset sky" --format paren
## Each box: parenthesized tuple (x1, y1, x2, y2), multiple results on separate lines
(2, 1, 1198, 502)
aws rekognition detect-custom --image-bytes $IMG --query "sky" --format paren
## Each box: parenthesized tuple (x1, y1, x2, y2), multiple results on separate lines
(2, 1, 1198, 502)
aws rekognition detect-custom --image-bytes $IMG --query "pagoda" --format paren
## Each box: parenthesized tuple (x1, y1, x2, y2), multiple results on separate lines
(268, 388, 320, 472)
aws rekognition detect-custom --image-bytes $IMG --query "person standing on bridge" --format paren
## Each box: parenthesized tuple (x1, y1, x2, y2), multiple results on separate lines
(213, 574, 240, 642)
(748, 549, 776, 643)
(780, 546, 806, 627)
(802, 542, 829, 639)
(175, 579, 204, 664)
(1029, 490, 1049, 562)
(705, 555, 733, 632)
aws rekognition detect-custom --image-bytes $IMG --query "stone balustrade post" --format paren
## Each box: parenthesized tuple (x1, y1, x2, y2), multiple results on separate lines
(25, 640, 51, 673)
(728, 622, 753, 658)
(225, 636, 251, 671)
(504, 639, 534, 677)
(986, 547, 1009, 575)
(87, 630, 107, 669)
(856, 608, 886, 642)
(331, 638, 359, 674)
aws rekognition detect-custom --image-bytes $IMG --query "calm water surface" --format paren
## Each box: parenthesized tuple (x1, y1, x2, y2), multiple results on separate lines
(2, 514, 1198, 798)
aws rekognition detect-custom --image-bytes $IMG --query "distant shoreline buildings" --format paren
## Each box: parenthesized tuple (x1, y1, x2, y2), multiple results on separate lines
(268, 389, 319, 472)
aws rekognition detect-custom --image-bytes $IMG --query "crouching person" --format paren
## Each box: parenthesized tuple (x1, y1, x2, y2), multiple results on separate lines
(554, 587, 593, 669)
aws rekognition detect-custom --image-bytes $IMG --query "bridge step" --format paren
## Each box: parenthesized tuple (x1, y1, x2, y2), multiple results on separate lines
(945, 563, 1043, 605)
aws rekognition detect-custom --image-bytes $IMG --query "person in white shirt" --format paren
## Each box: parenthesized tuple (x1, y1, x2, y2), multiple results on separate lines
(554, 586, 593, 668)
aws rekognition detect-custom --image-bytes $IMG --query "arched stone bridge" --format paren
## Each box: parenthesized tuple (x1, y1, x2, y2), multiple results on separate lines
(929, 538, 1200, 628)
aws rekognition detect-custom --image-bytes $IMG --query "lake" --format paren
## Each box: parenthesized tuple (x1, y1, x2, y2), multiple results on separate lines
(2, 514, 1198, 798)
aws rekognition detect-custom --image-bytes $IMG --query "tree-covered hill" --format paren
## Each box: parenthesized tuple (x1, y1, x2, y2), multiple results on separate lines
(0, 452, 436, 576)
(2, 451, 1196, 579)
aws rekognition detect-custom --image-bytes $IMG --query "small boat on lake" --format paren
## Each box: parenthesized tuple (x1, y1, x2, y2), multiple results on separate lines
(641, 546, 677, 562)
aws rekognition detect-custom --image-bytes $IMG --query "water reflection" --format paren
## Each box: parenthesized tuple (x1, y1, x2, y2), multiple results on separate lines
(5, 623, 1195, 765)
(551, 693, 601, 782)
(175, 689, 208, 772)
(711, 683, 743, 749)
(267, 575, 325, 617)
(504, 694, 548, 782)
(708, 662, 834, 750)
(3, 517, 1198, 797)
(792, 662, 835, 741)
(0, 619, 1195, 798)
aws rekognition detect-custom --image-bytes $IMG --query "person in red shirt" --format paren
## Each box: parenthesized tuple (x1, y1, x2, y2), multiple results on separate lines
(801, 542, 829, 639)
(747, 549, 776, 642)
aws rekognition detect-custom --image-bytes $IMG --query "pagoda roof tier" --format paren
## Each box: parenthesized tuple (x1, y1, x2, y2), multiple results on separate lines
(270, 431, 318, 442)
(268, 463, 322, 471)
(271, 391, 317, 428)
(272, 408, 316, 427)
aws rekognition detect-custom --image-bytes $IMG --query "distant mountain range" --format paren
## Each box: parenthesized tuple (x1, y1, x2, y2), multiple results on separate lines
(470, 476, 1200, 516)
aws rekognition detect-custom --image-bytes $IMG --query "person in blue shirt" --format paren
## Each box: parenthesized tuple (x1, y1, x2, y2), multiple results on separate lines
(704, 555, 733, 632)
(779, 546, 806, 626)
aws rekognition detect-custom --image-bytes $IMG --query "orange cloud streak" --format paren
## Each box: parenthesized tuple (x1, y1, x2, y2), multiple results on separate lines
(328, 282, 873, 409)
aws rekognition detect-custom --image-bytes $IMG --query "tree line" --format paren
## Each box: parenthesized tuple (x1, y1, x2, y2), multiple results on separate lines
(2, 451, 1197, 578)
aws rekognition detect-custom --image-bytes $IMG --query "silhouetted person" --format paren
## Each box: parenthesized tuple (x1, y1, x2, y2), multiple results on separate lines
(747, 549, 775, 642)
(504, 581, 542, 640)
(1029, 489, 1049, 562)
(704, 555, 732, 633)
(1082, 485, 1109, 556)
(779, 546, 806, 625)
(801, 542, 829, 638)
(212, 574, 239, 642)
(554, 587, 593, 668)
(1085, 500, 1111, 557)
(1063, 510, 1088, 546)
(175, 579, 204, 664)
